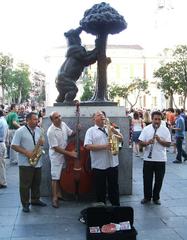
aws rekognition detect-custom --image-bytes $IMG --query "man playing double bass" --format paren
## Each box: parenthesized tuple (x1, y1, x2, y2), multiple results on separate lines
(47, 112, 77, 208)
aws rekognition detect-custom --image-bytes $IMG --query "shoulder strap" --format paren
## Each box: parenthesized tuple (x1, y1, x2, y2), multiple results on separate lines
(25, 125, 36, 145)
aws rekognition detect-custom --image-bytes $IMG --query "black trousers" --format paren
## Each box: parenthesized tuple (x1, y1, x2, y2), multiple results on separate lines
(19, 166, 42, 206)
(143, 161, 165, 201)
(92, 167, 120, 206)
(176, 137, 187, 162)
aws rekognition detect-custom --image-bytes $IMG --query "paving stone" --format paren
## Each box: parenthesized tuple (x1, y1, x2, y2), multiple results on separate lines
(1, 152, 187, 240)
(0, 226, 14, 238)
(137, 228, 183, 240)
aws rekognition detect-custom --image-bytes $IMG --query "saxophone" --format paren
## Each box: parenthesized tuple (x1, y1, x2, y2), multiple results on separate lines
(105, 118, 119, 156)
(29, 128, 45, 167)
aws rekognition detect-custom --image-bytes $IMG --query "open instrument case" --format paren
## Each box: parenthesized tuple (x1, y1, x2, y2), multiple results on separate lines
(86, 206, 137, 240)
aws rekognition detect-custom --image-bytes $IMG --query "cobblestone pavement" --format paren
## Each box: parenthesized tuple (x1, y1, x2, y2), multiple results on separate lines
(0, 148, 187, 240)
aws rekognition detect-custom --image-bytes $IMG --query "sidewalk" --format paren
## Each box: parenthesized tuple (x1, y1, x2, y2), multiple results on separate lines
(0, 150, 187, 240)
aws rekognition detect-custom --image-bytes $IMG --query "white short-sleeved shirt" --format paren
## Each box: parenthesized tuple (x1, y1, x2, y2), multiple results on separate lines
(139, 124, 171, 162)
(84, 125, 119, 170)
(11, 125, 43, 167)
(47, 122, 73, 165)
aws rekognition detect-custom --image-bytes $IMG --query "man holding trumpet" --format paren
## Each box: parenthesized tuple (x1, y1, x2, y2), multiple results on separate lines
(138, 111, 171, 205)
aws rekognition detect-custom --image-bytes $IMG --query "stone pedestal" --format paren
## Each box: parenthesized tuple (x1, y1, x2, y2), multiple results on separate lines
(40, 106, 132, 196)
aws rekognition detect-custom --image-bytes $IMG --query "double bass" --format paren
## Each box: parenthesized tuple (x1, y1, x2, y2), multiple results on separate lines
(60, 101, 93, 198)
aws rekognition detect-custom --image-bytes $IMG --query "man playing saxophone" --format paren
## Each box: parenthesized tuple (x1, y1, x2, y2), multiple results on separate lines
(84, 111, 123, 206)
(138, 111, 171, 205)
(11, 112, 47, 213)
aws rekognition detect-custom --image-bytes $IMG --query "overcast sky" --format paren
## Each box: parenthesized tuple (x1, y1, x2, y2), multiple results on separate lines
(0, 0, 186, 69)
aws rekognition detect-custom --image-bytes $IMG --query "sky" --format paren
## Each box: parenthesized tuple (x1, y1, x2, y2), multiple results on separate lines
(0, 0, 187, 69)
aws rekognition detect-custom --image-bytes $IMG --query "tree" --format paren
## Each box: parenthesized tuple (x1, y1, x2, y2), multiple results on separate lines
(154, 45, 187, 109)
(154, 62, 179, 108)
(108, 78, 148, 109)
(0, 53, 13, 103)
(173, 45, 187, 109)
(4, 63, 31, 104)
(80, 68, 95, 101)
(80, 2, 127, 103)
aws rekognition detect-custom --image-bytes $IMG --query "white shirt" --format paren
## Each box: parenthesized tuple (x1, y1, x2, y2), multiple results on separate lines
(84, 125, 119, 169)
(11, 125, 43, 167)
(139, 124, 171, 162)
(47, 122, 73, 165)
(132, 119, 143, 132)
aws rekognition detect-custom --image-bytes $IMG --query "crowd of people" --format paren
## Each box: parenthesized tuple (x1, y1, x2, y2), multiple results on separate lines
(0, 103, 187, 214)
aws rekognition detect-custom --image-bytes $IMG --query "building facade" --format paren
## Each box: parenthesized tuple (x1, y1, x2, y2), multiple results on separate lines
(44, 44, 185, 110)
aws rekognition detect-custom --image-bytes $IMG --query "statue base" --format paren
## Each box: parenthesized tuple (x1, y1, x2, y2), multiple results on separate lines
(41, 105, 132, 198)
(54, 100, 118, 106)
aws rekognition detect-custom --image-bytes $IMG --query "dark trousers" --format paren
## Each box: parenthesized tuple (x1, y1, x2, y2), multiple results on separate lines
(92, 167, 120, 206)
(176, 137, 187, 162)
(19, 166, 42, 206)
(143, 161, 165, 201)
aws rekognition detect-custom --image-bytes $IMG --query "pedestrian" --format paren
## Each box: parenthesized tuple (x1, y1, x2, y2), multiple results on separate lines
(38, 108, 46, 127)
(11, 112, 47, 212)
(84, 111, 123, 206)
(0, 110, 8, 188)
(132, 111, 144, 157)
(6, 104, 20, 164)
(18, 105, 27, 126)
(47, 111, 77, 208)
(139, 111, 171, 205)
(173, 109, 187, 163)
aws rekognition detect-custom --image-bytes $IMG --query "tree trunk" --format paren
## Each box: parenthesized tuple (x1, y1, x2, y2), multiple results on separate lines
(91, 33, 109, 101)
(169, 94, 173, 108)
(173, 96, 178, 109)
(1, 87, 5, 104)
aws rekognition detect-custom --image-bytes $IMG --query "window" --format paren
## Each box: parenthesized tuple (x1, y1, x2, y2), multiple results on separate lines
(178, 96, 183, 106)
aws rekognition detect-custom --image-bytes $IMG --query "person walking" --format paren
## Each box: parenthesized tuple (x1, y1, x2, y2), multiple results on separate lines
(84, 111, 123, 206)
(173, 109, 187, 163)
(0, 110, 8, 188)
(132, 111, 144, 157)
(6, 104, 20, 164)
(139, 111, 171, 205)
(47, 111, 77, 208)
(11, 112, 47, 212)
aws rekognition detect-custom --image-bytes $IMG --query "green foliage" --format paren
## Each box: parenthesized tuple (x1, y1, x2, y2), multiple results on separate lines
(0, 53, 31, 103)
(154, 45, 187, 109)
(108, 78, 148, 109)
(154, 62, 178, 96)
(0, 53, 13, 102)
(80, 68, 95, 101)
